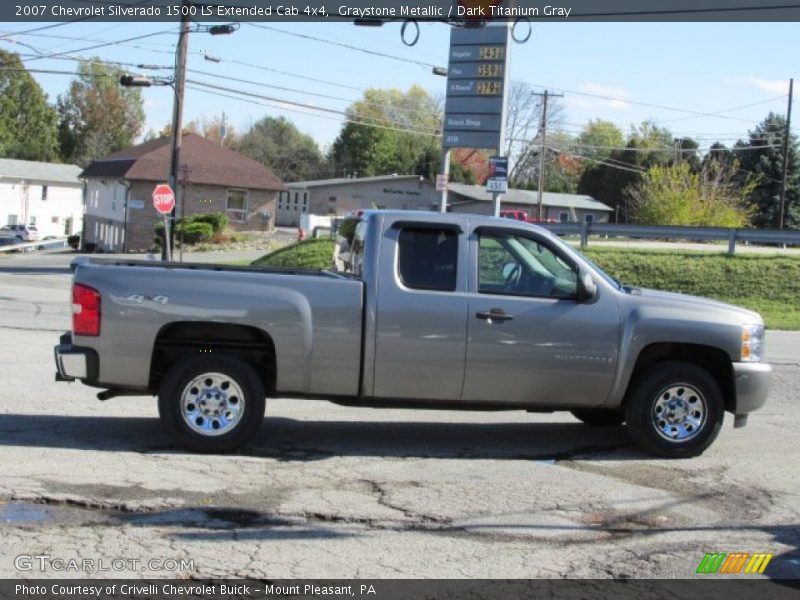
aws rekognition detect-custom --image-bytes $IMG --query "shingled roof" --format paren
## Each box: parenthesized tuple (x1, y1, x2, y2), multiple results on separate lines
(81, 134, 284, 191)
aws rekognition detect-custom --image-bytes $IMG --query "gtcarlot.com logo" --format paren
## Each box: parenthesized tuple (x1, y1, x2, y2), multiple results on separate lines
(696, 552, 773, 574)
(15, 554, 194, 572)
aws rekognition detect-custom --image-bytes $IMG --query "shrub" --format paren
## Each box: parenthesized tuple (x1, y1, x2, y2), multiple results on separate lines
(337, 217, 359, 242)
(190, 212, 228, 233)
(180, 222, 214, 244)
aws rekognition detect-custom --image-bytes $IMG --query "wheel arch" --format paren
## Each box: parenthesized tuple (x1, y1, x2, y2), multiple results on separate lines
(149, 321, 277, 395)
(624, 342, 735, 413)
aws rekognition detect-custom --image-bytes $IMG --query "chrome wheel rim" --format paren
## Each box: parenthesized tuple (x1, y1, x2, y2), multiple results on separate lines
(652, 383, 706, 442)
(180, 372, 245, 437)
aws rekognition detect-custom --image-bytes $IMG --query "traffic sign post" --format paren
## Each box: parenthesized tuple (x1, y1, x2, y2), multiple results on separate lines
(486, 156, 509, 194)
(152, 183, 176, 261)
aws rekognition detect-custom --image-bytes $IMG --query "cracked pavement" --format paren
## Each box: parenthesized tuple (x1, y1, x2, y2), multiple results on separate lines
(1, 252, 799, 579)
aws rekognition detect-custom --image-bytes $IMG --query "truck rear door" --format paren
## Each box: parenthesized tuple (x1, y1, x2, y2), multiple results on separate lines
(371, 221, 468, 400)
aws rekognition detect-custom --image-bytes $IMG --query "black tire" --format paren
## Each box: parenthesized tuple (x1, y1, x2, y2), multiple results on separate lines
(158, 354, 265, 453)
(571, 409, 624, 426)
(624, 360, 724, 458)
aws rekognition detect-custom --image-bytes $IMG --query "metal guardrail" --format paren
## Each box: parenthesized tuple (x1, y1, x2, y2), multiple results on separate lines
(0, 237, 69, 254)
(541, 223, 800, 254)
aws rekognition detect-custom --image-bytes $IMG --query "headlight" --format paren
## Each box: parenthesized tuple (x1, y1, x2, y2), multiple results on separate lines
(741, 323, 765, 362)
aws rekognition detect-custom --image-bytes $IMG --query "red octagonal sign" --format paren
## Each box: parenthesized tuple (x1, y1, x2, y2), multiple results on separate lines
(152, 183, 175, 215)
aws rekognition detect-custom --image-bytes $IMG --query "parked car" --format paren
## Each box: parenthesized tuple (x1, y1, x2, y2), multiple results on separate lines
(500, 210, 559, 224)
(54, 211, 771, 457)
(0, 224, 39, 242)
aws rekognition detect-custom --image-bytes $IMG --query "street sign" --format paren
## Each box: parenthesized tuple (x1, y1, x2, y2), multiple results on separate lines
(436, 174, 448, 192)
(442, 24, 510, 151)
(152, 184, 175, 215)
(486, 156, 508, 194)
(445, 114, 503, 132)
(443, 131, 504, 149)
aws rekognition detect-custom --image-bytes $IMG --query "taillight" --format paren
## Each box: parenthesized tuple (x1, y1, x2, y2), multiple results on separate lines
(73, 283, 101, 336)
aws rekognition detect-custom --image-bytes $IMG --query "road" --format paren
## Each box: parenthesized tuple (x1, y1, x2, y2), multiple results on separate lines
(0, 252, 798, 580)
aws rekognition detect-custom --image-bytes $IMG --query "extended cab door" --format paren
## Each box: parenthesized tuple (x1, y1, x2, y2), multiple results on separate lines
(461, 226, 619, 407)
(371, 221, 468, 400)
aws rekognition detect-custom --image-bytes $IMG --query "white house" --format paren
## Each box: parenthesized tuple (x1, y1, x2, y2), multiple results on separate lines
(0, 158, 84, 237)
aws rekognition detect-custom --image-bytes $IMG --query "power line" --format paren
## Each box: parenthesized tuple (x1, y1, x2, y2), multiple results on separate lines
(546, 141, 783, 153)
(246, 23, 439, 70)
(550, 148, 646, 174)
(658, 94, 787, 124)
(186, 78, 440, 135)
(528, 82, 766, 123)
(186, 67, 441, 122)
(22, 30, 177, 63)
(184, 82, 441, 139)
(226, 57, 363, 92)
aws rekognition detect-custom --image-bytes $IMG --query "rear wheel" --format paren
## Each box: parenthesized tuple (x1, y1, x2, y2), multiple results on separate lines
(624, 361, 724, 458)
(158, 354, 265, 453)
(571, 409, 624, 426)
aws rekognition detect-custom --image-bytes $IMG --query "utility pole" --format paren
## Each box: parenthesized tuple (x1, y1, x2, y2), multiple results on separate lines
(178, 164, 191, 263)
(779, 78, 794, 230)
(220, 111, 227, 146)
(533, 90, 563, 221)
(165, 0, 191, 260)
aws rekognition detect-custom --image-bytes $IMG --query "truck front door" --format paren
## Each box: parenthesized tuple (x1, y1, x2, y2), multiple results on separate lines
(461, 226, 619, 407)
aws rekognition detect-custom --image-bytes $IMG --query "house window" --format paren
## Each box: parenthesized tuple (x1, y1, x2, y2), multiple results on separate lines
(329, 196, 337, 203)
(559, 212, 568, 223)
(51, 216, 59, 224)
(41, 185, 48, 201)
(227, 189, 248, 223)
(29, 216, 37, 226)
(585, 214, 594, 223)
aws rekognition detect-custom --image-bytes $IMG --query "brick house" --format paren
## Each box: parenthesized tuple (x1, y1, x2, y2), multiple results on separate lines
(81, 134, 284, 252)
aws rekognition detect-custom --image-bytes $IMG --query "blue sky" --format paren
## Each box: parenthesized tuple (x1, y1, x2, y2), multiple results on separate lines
(1, 20, 798, 152)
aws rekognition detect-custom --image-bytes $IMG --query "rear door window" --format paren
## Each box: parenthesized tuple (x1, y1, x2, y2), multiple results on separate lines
(397, 227, 458, 292)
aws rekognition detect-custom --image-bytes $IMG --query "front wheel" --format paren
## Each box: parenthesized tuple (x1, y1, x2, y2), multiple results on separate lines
(624, 361, 724, 458)
(158, 354, 265, 453)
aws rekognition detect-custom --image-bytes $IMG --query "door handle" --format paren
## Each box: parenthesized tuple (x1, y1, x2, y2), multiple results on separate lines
(476, 308, 514, 322)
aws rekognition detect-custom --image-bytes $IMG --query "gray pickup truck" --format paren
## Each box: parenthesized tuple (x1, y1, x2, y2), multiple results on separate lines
(54, 210, 771, 457)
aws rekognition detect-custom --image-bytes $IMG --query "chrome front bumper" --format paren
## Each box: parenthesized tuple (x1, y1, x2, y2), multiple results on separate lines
(733, 361, 772, 415)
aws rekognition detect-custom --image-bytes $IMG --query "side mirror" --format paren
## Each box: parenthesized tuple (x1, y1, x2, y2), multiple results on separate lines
(577, 268, 597, 302)
(501, 262, 518, 280)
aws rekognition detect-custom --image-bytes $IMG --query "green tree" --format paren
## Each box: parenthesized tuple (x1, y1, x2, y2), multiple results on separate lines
(58, 58, 145, 166)
(330, 86, 441, 178)
(578, 120, 677, 222)
(733, 112, 800, 229)
(235, 116, 327, 182)
(626, 161, 754, 227)
(0, 50, 58, 161)
(577, 119, 624, 161)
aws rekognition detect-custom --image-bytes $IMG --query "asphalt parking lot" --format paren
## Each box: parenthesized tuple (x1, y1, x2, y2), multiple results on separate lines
(0, 251, 798, 580)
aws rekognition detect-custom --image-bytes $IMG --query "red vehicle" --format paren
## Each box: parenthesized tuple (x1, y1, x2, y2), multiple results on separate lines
(499, 210, 559, 224)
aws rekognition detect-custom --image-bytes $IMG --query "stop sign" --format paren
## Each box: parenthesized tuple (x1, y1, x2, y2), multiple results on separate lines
(152, 183, 175, 215)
